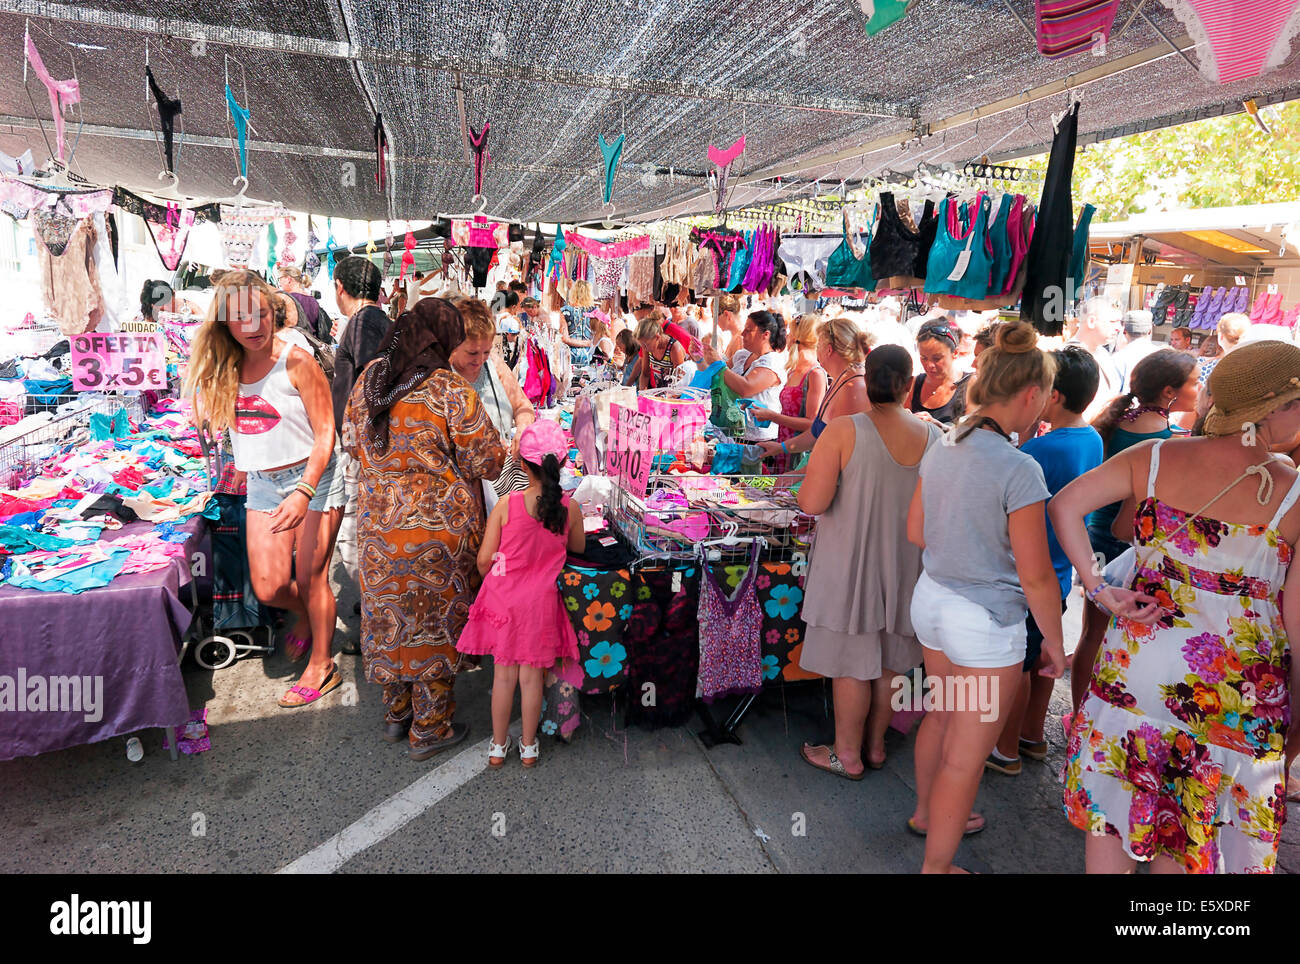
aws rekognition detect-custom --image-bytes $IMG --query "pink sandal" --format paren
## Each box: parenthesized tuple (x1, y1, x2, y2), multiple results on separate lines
(278, 663, 340, 708)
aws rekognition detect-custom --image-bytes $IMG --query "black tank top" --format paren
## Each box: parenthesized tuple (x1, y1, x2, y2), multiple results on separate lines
(909, 372, 970, 424)
(869, 192, 922, 281)
(913, 199, 939, 279)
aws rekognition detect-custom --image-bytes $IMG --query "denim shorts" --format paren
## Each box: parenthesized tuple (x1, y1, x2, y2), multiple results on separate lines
(246, 451, 346, 513)
(910, 571, 1027, 669)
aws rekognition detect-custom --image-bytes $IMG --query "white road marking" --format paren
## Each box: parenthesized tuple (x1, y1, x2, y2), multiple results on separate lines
(278, 735, 492, 874)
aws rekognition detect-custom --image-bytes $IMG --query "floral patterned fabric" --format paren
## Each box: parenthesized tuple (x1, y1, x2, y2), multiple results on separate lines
(541, 555, 816, 738)
(343, 369, 505, 746)
(1064, 443, 1299, 874)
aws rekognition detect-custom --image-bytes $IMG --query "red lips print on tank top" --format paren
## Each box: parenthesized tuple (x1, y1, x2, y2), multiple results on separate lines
(234, 394, 281, 435)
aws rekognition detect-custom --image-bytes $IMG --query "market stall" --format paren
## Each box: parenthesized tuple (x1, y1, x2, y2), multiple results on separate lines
(0, 394, 216, 761)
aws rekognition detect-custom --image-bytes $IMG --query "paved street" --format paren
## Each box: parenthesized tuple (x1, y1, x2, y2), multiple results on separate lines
(5, 595, 1299, 874)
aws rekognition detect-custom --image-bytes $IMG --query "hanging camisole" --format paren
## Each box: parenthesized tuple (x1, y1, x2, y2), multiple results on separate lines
(231, 350, 316, 472)
(696, 545, 763, 701)
(924, 194, 994, 300)
(869, 192, 922, 282)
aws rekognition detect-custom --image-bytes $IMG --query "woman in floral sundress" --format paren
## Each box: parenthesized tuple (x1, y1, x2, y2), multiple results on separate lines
(1049, 341, 1300, 873)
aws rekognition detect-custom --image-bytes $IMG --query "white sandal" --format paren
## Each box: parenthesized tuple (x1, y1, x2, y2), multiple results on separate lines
(519, 738, 540, 768)
(488, 737, 510, 768)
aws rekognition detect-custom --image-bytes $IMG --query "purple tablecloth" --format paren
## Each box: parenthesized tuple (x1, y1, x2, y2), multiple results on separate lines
(0, 517, 205, 761)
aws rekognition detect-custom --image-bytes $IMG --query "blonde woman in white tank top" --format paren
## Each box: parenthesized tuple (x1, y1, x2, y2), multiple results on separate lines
(185, 271, 345, 709)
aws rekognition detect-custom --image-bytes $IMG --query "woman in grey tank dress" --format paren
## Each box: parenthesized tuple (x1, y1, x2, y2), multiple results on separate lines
(795, 346, 942, 779)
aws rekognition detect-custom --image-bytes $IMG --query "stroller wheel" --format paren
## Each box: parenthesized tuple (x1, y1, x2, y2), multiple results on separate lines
(227, 629, 255, 654)
(195, 635, 238, 671)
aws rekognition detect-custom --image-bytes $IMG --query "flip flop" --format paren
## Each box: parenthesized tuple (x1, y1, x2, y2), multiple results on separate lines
(906, 814, 985, 837)
(800, 743, 865, 781)
(278, 662, 340, 708)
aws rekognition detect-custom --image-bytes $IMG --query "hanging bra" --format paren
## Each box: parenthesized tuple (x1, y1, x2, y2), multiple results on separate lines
(924, 194, 994, 301)
(987, 194, 1015, 297)
(869, 192, 922, 282)
(824, 209, 876, 292)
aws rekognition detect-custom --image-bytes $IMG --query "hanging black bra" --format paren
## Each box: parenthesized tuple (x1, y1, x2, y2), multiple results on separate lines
(869, 192, 922, 281)
(912, 199, 939, 280)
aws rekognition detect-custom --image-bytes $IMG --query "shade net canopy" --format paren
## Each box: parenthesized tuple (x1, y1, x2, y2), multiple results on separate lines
(1, 0, 1299, 221)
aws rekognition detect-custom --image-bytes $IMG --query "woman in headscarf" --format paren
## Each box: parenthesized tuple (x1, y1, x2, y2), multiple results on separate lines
(342, 298, 506, 761)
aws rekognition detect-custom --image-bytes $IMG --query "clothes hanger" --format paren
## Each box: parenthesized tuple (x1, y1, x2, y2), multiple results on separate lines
(440, 193, 525, 225)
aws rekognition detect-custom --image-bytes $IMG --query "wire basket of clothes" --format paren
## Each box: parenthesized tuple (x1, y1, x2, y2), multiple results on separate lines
(609, 472, 813, 562)
(0, 393, 144, 490)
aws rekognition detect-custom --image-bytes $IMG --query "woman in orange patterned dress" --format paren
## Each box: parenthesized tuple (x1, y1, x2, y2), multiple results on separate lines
(343, 299, 505, 761)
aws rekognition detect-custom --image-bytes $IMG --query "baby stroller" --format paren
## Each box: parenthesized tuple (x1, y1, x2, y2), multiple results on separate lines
(183, 422, 276, 670)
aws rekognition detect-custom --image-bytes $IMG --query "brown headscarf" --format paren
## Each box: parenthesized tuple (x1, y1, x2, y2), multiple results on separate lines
(363, 297, 465, 451)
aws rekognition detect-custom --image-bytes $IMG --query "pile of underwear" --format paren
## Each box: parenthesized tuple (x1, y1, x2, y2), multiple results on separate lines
(0, 398, 216, 593)
(631, 473, 807, 550)
(0, 338, 72, 423)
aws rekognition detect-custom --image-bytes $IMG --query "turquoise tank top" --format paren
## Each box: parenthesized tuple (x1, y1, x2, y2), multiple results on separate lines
(825, 210, 875, 291)
(924, 193, 994, 300)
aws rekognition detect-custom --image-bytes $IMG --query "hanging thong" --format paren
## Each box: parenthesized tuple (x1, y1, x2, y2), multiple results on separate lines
(707, 135, 745, 215)
(25, 33, 80, 163)
(225, 83, 250, 178)
(144, 202, 197, 272)
(468, 122, 490, 197)
(326, 216, 337, 279)
(145, 66, 182, 173)
(597, 133, 624, 204)
(266, 219, 277, 276)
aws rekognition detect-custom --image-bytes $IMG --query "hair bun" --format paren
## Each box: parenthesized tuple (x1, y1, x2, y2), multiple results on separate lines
(996, 321, 1038, 355)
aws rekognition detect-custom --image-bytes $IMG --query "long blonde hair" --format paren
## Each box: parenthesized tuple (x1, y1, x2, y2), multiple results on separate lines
(567, 280, 595, 309)
(184, 270, 283, 435)
(787, 313, 823, 368)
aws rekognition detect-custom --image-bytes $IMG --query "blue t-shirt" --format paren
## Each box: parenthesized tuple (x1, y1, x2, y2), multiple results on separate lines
(1021, 426, 1105, 598)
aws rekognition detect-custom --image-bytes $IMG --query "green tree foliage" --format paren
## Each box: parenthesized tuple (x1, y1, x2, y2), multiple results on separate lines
(1016, 100, 1300, 220)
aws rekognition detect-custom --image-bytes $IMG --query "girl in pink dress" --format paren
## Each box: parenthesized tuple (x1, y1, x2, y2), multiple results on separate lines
(458, 420, 585, 767)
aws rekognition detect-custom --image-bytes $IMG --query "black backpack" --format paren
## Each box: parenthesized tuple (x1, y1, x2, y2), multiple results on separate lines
(286, 296, 336, 379)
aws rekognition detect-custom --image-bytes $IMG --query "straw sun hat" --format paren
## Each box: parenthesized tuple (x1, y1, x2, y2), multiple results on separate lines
(1204, 341, 1300, 436)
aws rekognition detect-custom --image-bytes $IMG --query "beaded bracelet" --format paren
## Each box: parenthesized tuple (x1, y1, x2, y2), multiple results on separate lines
(1086, 582, 1111, 614)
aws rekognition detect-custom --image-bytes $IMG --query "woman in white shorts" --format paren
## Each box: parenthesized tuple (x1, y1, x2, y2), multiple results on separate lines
(905, 321, 1067, 873)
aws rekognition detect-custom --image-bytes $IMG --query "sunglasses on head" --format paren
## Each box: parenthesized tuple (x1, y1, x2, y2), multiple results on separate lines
(920, 323, 959, 349)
